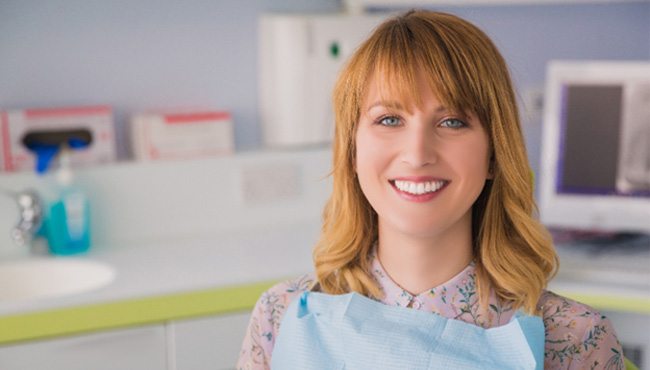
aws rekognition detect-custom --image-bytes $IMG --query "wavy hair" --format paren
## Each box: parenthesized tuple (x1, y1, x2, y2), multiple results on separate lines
(312, 10, 558, 314)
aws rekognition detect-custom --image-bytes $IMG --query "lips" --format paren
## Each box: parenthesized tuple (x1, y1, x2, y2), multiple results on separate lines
(388, 177, 450, 202)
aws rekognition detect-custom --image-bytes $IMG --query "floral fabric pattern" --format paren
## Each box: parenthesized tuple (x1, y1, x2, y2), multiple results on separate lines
(237, 254, 624, 370)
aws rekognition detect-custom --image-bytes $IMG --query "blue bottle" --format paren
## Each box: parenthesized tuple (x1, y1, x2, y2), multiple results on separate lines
(43, 146, 91, 254)
(30, 141, 92, 255)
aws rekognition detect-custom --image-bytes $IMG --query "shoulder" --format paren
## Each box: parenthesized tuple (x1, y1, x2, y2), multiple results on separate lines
(538, 290, 612, 335)
(252, 273, 315, 339)
(539, 290, 624, 369)
(236, 273, 315, 370)
(257, 273, 315, 318)
(539, 290, 603, 324)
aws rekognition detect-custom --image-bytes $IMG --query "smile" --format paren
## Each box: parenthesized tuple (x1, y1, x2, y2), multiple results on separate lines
(393, 180, 446, 195)
(388, 178, 450, 202)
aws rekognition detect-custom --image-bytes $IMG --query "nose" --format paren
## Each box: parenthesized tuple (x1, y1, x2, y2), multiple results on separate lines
(400, 123, 437, 168)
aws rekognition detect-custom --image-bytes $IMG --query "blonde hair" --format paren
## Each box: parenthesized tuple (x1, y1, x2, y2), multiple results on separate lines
(313, 10, 558, 314)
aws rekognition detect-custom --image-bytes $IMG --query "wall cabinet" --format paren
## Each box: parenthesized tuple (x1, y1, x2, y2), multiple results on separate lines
(603, 310, 650, 370)
(0, 325, 168, 370)
(0, 312, 251, 370)
(173, 312, 251, 370)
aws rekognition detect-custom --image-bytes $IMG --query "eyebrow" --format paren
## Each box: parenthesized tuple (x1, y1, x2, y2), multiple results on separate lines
(365, 101, 450, 114)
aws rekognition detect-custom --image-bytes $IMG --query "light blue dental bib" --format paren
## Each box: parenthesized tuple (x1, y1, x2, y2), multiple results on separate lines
(272, 291, 544, 370)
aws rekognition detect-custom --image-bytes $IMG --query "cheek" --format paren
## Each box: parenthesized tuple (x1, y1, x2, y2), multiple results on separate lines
(355, 128, 382, 173)
(355, 150, 373, 192)
(444, 141, 491, 187)
(354, 129, 390, 203)
(463, 135, 491, 176)
(472, 145, 491, 174)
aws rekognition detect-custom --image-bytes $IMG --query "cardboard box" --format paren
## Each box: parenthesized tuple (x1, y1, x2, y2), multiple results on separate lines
(0, 106, 116, 172)
(130, 110, 234, 161)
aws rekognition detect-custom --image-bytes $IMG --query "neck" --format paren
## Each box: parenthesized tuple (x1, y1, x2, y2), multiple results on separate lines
(376, 214, 474, 295)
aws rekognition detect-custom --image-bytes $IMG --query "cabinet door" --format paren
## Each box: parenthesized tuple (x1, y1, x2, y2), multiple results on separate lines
(0, 325, 168, 370)
(602, 310, 650, 369)
(173, 312, 251, 370)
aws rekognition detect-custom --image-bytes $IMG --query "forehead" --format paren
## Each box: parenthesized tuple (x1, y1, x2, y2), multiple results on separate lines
(361, 67, 457, 115)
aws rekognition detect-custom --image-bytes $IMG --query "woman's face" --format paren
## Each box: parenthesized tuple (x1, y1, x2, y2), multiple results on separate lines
(355, 73, 492, 240)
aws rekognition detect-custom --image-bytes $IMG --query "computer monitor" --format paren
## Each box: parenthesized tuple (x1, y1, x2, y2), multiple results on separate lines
(539, 61, 650, 234)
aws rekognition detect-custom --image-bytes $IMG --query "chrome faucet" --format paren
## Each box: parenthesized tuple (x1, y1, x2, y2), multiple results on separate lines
(2, 189, 44, 247)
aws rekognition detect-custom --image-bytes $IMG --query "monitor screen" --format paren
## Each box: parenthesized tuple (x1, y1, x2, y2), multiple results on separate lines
(539, 61, 650, 233)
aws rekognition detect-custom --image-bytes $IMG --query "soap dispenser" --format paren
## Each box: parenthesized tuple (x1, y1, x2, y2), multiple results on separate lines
(44, 144, 92, 254)
(23, 130, 92, 255)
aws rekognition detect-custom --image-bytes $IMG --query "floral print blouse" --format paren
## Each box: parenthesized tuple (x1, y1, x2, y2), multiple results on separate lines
(237, 253, 624, 370)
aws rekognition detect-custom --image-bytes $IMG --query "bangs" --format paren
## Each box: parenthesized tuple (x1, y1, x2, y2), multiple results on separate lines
(361, 15, 480, 118)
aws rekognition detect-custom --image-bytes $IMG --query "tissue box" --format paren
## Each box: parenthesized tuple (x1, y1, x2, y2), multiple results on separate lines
(0, 106, 116, 172)
(130, 110, 234, 161)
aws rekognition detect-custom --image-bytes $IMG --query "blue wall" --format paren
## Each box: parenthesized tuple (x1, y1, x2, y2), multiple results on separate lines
(1, 0, 648, 177)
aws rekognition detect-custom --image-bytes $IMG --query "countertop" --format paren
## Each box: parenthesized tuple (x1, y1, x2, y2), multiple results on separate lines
(0, 222, 319, 344)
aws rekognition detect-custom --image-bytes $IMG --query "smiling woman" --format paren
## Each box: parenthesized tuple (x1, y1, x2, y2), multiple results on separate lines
(354, 73, 493, 294)
(237, 10, 626, 370)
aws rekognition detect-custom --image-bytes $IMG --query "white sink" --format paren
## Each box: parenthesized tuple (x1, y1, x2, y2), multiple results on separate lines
(0, 258, 115, 302)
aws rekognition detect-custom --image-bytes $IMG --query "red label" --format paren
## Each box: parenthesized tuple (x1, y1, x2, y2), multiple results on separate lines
(164, 112, 231, 124)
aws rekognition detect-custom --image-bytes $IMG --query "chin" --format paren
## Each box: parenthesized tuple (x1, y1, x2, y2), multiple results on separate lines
(385, 219, 447, 239)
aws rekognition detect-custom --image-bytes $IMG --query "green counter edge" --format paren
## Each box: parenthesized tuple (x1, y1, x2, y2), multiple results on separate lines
(0, 282, 647, 345)
(0, 279, 279, 345)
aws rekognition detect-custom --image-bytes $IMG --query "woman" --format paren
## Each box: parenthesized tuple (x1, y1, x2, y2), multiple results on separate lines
(238, 10, 624, 370)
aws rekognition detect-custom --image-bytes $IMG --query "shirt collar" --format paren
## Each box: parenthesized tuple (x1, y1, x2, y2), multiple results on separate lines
(369, 248, 477, 313)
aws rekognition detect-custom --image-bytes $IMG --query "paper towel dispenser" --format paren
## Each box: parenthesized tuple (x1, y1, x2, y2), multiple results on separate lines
(259, 13, 386, 148)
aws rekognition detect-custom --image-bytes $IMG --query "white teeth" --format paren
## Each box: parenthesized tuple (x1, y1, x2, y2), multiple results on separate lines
(394, 180, 446, 195)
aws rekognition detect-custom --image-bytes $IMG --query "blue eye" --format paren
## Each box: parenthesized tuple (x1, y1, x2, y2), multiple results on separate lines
(440, 118, 466, 129)
(377, 116, 400, 127)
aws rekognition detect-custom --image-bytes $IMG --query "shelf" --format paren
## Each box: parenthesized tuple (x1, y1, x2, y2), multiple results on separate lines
(350, 0, 647, 7)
